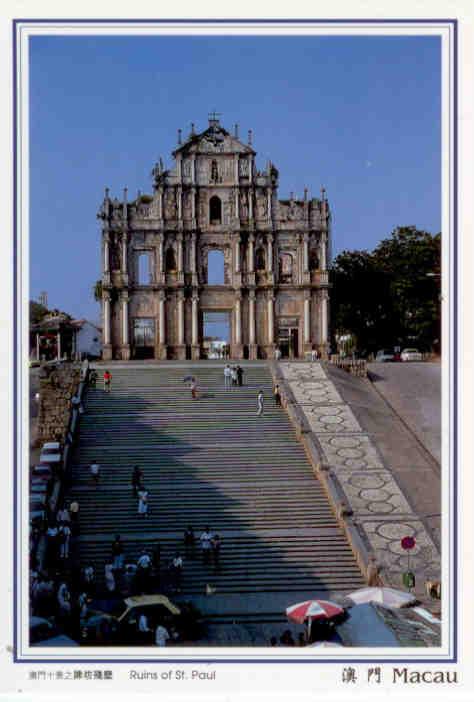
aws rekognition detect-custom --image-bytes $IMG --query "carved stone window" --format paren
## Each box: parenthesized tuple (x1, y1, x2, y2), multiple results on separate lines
(279, 253, 294, 283)
(137, 252, 152, 285)
(255, 247, 266, 271)
(165, 246, 177, 272)
(309, 249, 320, 271)
(209, 196, 222, 225)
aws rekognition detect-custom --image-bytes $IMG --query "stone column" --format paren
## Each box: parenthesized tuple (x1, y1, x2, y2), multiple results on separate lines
(159, 293, 166, 345)
(103, 233, 110, 275)
(36, 333, 40, 361)
(177, 186, 182, 221)
(267, 235, 273, 272)
(120, 290, 131, 359)
(177, 234, 184, 283)
(158, 234, 164, 281)
(267, 188, 272, 223)
(158, 186, 164, 221)
(248, 234, 255, 273)
(235, 235, 240, 273)
(320, 232, 327, 270)
(190, 232, 196, 273)
(321, 290, 329, 347)
(191, 187, 196, 221)
(303, 233, 309, 272)
(176, 291, 186, 360)
(248, 290, 257, 360)
(102, 291, 112, 360)
(248, 188, 253, 220)
(121, 232, 128, 284)
(304, 292, 311, 346)
(234, 154, 239, 183)
(232, 292, 243, 360)
(191, 155, 196, 184)
(267, 293, 274, 346)
(191, 295, 200, 359)
(56, 333, 61, 361)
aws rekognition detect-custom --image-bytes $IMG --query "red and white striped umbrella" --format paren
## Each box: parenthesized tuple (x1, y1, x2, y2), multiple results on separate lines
(286, 599, 344, 625)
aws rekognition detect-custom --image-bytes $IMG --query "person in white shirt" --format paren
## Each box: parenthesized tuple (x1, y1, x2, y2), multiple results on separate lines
(137, 488, 149, 515)
(171, 553, 183, 592)
(223, 365, 231, 390)
(155, 624, 170, 647)
(138, 611, 151, 643)
(200, 527, 213, 565)
(257, 390, 264, 416)
(90, 461, 100, 485)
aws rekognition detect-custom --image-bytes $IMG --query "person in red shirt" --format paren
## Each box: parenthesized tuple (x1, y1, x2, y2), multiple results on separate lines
(103, 370, 112, 392)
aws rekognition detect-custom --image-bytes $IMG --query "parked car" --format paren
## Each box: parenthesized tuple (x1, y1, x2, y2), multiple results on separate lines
(30, 616, 79, 646)
(375, 349, 395, 363)
(39, 442, 62, 467)
(400, 348, 423, 362)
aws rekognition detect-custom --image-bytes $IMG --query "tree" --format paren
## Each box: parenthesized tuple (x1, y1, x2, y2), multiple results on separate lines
(93, 280, 102, 302)
(30, 300, 49, 324)
(330, 226, 441, 353)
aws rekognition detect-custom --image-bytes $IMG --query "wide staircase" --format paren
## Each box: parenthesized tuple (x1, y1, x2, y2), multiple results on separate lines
(67, 363, 365, 627)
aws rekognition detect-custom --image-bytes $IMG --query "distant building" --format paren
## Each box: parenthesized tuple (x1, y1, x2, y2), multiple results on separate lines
(70, 320, 102, 360)
(38, 291, 48, 308)
(98, 114, 331, 360)
(30, 315, 101, 361)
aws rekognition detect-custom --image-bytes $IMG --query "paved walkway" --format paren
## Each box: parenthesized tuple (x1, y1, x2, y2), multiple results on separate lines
(279, 362, 441, 598)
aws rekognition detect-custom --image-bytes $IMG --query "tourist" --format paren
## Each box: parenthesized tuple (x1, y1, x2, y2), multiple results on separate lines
(137, 487, 149, 516)
(111, 534, 125, 570)
(89, 369, 97, 388)
(200, 526, 213, 565)
(137, 610, 152, 644)
(224, 364, 232, 389)
(155, 623, 170, 647)
(103, 369, 112, 392)
(69, 500, 79, 532)
(152, 542, 161, 571)
(137, 551, 152, 592)
(58, 522, 71, 559)
(257, 390, 264, 416)
(274, 384, 282, 407)
(274, 347, 282, 361)
(184, 526, 196, 560)
(190, 377, 198, 400)
(71, 394, 84, 414)
(104, 564, 116, 594)
(311, 345, 318, 362)
(131, 465, 143, 496)
(280, 629, 295, 646)
(231, 366, 238, 386)
(211, 533, 221, 571)
(90, 460, 100, 485)
(45, 523, 59, 569)
(57, 505, 70, 523)
(236, 365, 244, 386)
(170, 552, 183, 592)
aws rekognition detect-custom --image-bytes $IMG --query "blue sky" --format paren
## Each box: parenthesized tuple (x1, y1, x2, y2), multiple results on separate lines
(29, 34, 440, 323)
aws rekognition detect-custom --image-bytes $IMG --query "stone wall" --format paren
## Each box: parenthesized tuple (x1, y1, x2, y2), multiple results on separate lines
(36, 364, 81, 446)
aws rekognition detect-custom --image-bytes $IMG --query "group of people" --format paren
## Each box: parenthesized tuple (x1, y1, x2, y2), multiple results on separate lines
(223, 364, 244, 388)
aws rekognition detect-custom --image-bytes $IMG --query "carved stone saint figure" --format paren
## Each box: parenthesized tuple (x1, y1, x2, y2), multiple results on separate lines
(164, 190, 177, 219)
(257, 196, 267, 219)
(210, 159, 219, 183)
(239, 159, 249, 177)
(239, 191, 249, 219)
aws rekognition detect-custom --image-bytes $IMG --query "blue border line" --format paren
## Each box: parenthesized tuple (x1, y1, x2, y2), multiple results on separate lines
(14, 18, 457, 665)
(12, 18, 18, 665)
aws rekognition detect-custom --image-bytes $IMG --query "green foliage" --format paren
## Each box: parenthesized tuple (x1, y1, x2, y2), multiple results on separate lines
(93, 280, 103, 302)
(30, 301, 49, 324)
(330, 226, 441, 353)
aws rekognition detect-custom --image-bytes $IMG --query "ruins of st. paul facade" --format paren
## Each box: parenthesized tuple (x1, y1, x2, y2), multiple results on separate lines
(98, 116, 331, 360)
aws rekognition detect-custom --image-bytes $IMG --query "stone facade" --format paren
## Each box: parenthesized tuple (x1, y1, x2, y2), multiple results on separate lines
(98, 116, 331, 360)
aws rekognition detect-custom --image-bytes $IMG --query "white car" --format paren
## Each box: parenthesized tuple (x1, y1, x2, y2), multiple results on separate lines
(400, 348, 423, 362)
(39, 442, 62, 466)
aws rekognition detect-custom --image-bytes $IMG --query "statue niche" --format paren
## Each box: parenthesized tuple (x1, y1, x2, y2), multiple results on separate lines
(165, 246, 177, 272)
(279, 252, 294, 283)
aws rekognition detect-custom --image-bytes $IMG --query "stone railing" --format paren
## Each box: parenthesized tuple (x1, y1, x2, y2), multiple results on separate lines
(329, 355, 367, 378)
(36, 362, 81, 446)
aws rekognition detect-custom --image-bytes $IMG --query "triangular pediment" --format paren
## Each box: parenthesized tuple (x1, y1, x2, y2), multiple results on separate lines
(173, 125, 255, 156)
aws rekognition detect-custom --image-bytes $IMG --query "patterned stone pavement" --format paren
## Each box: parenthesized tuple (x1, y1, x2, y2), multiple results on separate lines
(281, 362, 440, 592)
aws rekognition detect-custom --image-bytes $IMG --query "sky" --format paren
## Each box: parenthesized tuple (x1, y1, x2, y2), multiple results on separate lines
(29, 34, 441, 323)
